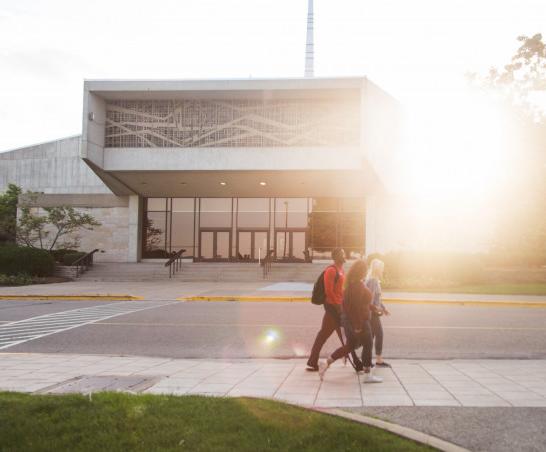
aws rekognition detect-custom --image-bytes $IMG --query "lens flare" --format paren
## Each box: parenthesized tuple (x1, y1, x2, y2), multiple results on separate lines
(260, 328, 281, 347)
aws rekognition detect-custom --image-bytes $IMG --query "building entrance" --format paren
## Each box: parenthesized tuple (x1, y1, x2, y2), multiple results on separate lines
(199, 228, 232, 261)
(274, 229, 307, 262)
(236, 229, 269, 262)
(142, 197, 365, 262)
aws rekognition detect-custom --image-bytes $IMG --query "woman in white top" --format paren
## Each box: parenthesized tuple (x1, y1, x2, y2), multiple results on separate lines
(365, 259, 391, 367)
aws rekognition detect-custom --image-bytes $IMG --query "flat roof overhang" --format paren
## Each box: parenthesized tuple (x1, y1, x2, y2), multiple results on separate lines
(84, 77, 366, 100)
(104, 169, 382, 198)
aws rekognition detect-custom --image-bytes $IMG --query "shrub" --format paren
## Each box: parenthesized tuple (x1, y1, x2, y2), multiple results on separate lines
(50, 248, 78, 263)
(62, 252, 86, 266)
(0, 245, 55, 277)
(0, 273, 33, 286)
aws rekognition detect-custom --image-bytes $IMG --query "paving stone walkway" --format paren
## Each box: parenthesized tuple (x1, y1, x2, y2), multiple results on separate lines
(1, 353, 545, 408)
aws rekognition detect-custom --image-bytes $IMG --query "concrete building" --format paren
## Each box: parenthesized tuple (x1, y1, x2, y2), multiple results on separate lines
(0, 77, 400, 263)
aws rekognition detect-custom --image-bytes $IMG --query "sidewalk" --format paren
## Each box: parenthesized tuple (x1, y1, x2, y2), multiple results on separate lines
(2, 353, 545, 408)
(1, 281, 546, 305)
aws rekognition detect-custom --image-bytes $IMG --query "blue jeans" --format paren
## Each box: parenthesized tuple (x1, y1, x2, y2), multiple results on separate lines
(371, 313, 383, 356)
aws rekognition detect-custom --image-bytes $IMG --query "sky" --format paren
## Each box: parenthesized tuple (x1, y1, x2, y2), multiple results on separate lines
(0, 0, 544, 251)
(0, 0, 544, 153)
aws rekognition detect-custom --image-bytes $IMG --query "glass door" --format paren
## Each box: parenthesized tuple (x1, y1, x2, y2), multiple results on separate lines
(237, 230, 269, 262)
(199, 229, 232, 261)
(274, 229, 307, 262)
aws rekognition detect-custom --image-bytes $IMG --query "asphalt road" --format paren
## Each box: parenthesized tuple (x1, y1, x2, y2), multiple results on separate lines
(1, 299, 545, 359)
(348, 407, 546, 452)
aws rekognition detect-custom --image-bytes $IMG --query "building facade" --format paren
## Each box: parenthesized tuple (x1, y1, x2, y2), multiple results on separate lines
(0, 77, 399, 262)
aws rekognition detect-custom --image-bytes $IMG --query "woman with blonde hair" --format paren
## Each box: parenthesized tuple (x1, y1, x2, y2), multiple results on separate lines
(365, 258, 391, 367)
(318, 259, 382, 383)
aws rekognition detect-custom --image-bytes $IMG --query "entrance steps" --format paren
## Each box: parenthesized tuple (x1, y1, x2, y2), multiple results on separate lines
(78, 261, 330, 282)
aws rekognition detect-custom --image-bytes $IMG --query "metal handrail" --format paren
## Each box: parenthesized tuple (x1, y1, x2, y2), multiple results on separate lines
(261, 249, 274, 279)
(165, 249, 186, 278)
(72, 249, 100, 278)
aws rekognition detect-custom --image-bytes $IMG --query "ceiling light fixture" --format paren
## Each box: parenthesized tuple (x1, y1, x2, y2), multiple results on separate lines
(219, 181, 227, 186)
(259, 181, 267, 186)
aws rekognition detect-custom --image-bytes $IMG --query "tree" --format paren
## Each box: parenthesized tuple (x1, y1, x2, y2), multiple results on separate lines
(481, 33, 546, 121)
(17, 194, 101, 251)
(472, 34, 546, 265)
(0, 184, 22, 243)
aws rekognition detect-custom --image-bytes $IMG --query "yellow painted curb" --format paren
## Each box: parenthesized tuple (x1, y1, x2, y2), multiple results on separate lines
(0, 295, 143, 301)
(178, 296, 309, 303)
(177, 295, 546, 308)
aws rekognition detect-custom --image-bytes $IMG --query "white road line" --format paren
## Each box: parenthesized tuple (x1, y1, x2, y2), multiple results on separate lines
(0, 301, 175, 350)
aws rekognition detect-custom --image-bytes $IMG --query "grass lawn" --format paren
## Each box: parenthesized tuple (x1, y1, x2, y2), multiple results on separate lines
(0, 392, 434, 451)
(384, 283, 546, 296)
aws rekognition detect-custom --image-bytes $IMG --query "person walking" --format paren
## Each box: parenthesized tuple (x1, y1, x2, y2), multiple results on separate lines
(306, 248, 362, 371)
(365, 258, 391, 367)
(318, 259, 382, 383)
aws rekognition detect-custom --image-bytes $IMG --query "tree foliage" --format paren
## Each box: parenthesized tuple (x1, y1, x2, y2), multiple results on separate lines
(483, 33, 546, 120)
(472, 34, 546, 265)
(17, 194, 101, 251)
(0, 184, 22, 243)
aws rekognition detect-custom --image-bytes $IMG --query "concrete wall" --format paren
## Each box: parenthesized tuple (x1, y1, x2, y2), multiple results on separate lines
(361, 79, 402, 193)
(20, 205, 131, 263)
(0, 136, 109, 194)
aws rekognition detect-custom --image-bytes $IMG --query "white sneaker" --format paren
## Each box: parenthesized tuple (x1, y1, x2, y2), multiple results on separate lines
(318, 360, 330, 381)
(363, 373, 383, 383)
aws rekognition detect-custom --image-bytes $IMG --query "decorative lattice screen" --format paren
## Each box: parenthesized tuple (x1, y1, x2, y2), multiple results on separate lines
(105, 99, 359, 148)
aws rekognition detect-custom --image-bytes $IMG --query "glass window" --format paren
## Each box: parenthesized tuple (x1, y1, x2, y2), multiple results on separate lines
(200, 231, 214, 259)
(339, 211, 365, 258)
(274, 198, 308, 228)
(216, 232, 230, 259)
(340, 198, 365, 213)
(171, 211, 195, 256)
(170, 198, 195, 257)
(237, 198, 269, 228)
(200, 198, 232, 227)
(147, 198, 167, 211)
(238, 231, 252, 259)
(310, 198, 338, 212)
(172, 198, 194, 212)
(143, 211, 168, 258)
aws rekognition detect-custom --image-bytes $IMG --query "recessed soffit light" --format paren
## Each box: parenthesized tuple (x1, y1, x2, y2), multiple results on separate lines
(259, 181, 267, 186)
(219, 181, 227, 186)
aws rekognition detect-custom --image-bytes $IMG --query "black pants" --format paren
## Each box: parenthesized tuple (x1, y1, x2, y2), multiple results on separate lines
(308, 304, 362, 369)
(333, 319, 373, 368)
(370, 313, 383, 356)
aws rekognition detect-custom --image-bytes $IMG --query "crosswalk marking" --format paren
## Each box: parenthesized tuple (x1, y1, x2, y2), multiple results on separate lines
(0, 301, 175, 350)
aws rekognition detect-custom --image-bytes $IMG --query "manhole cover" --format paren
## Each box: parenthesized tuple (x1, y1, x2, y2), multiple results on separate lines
(40, 375, 160, 394)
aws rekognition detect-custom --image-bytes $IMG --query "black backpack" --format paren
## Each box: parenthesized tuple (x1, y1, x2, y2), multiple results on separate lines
(311, 265, 340, 305)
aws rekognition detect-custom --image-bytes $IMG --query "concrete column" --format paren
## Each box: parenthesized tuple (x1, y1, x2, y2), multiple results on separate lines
(128, 195, 142, 262)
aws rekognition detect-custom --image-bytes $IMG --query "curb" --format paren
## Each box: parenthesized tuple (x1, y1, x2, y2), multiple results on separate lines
(177, 295, 546, 308)
(316, 408, 469, 452)
(177, 295, 309, 302)
(0, 295, 143, 301)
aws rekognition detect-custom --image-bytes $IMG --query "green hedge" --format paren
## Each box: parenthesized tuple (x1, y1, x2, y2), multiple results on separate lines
(0, 245, 55, 277)
(0, 273, 33, 286)
(62, 252, 86, 266)
(366, 251, 485, 286)
(50, 249, 78, 263)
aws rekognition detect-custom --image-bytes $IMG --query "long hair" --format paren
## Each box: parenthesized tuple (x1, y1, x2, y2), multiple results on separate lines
(366, 258, 384, 281)
(345, 259, 368, 288)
